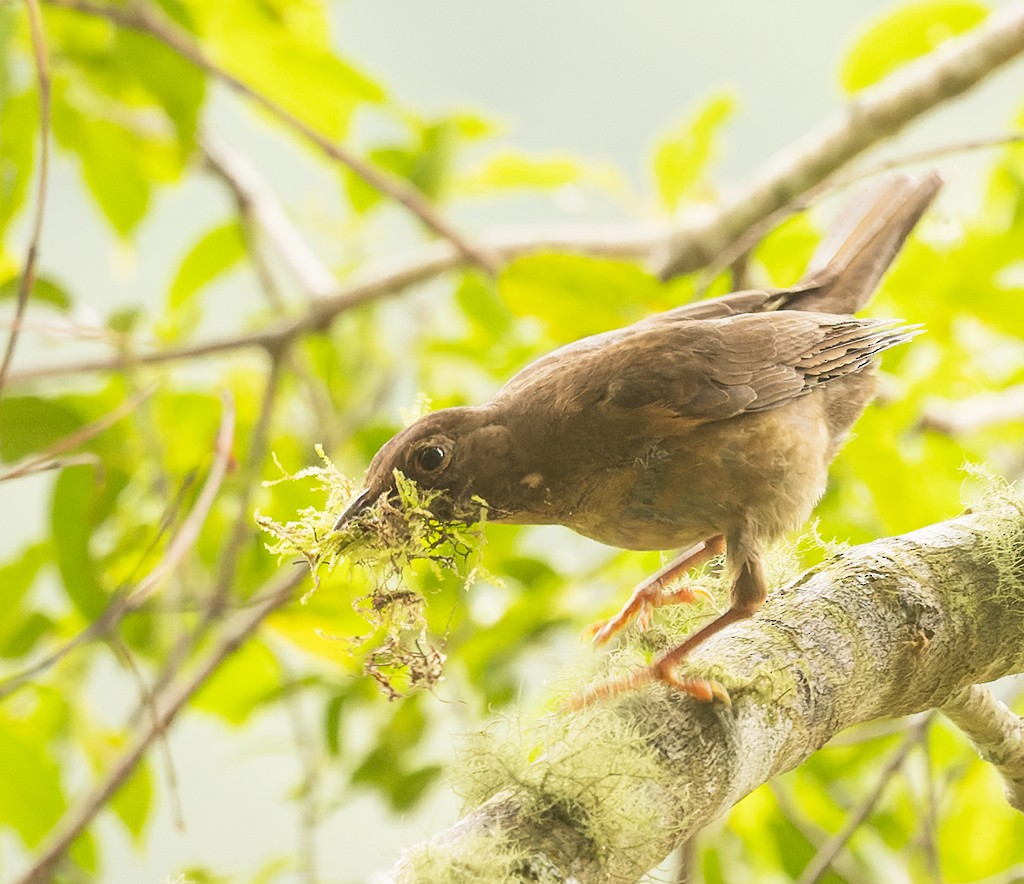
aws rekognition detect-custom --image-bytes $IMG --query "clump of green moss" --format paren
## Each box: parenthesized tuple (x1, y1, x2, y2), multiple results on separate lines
(449, 706, 684, 882)
(256, 445, 485, 698)
(960, 464, 1024, 602)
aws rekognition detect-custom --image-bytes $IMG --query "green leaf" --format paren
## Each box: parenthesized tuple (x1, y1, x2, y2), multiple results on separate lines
(459, 150, 622, 195)
(499, 253, 670, 341)
(51, 466, 114, 620)
(112, 28, 206, 152)
(0, 542, 53, 658)
(167, 220, 246, 310)
(193, 0, 385, 140)
(0, 715, 67, 847)
(0, 274, 73, 311)
(0, 395, 84, 462)
(109, 759, 153, 843)
(193, 639, 283, 725)
(652, 92, 735, 211)
(840, 0, 988, 93)
(753, 212, 822, 287)
(51, 99, 154, 236)
(0, 89, 37, 238)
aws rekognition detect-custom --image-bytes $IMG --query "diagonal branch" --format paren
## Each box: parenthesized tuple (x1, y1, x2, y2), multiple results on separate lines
(8, 5, 1024, 388)
(380, 493, 1024, 882)
(654, 2, 1024, 279)
(200, 130, 337, 300)
(41, 0, 499, 274)
(4, 223, 659, 383)
(0, 382, 157, 482)
(12, 567, 305, 884)
(941, 684, 1024, 811)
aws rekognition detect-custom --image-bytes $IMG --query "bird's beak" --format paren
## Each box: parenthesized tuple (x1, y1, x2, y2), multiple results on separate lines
(334, 487, 376, 531)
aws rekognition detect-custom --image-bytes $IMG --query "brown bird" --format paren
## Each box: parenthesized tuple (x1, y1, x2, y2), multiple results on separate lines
(337, 172, 940, 705)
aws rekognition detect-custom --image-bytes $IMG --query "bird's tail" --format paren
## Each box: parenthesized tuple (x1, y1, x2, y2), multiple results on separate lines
(785, 171, 942, 315)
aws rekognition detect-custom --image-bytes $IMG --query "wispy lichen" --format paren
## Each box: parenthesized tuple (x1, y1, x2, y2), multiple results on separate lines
(255, 445, 486, 698)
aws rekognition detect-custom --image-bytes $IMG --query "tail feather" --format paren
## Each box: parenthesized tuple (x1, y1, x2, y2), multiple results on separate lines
(787, 171, 942, 314)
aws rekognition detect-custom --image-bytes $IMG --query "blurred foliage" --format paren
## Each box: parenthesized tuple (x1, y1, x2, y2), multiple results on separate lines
(0, 0, 1023, 882)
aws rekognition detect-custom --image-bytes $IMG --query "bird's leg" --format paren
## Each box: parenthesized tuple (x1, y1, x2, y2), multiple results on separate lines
(651, 555, 766, 696)
(588, 535, 724, 645)
(568, 553, 766, 710)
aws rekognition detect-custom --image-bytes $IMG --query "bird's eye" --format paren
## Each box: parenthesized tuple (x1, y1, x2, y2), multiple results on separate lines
(416, 445, 446, 473)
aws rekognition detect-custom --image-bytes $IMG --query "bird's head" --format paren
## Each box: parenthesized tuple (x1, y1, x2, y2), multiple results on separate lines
(334, 406, 511, 530)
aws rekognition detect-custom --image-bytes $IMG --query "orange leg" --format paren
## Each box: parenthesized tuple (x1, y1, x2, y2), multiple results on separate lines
(588, 535, 725, 646)
(568, 553, 767, 710)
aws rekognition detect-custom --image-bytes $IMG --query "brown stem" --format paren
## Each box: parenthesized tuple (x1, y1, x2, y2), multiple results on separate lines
(0, 0, 51, 399)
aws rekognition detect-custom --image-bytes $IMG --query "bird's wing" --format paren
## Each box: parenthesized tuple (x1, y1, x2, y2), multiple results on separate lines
(578, 310, 917, 424)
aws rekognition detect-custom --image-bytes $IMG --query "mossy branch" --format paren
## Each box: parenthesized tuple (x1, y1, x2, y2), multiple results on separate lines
(382, 484, 1024, 883)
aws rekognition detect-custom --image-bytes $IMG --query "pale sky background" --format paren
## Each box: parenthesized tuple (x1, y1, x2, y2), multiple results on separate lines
(4, 1, 1023, 882)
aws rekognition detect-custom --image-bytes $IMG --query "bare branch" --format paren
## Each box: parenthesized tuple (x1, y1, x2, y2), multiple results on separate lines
(201, 131, 337, 299)
(40, 0, 499, 273)
(0, 0, 51, 399)
(128, 392, 236, 606)
(654, 3, 1024, 279)
(4, 223, 658, 384)
(921, 385, 1024, 436)
(796, 716, 932, 884)
(941, 684, 1024, 811)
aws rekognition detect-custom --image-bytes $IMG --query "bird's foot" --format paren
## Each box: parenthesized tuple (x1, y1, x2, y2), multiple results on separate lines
(587, 579, 715, 645)
(563, 662, 729, 712)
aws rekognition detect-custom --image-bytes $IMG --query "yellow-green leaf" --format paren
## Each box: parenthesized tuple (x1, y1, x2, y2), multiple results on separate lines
(459, 150, 622, 195)
(651, 92, 735, 211)
(840, 0, 988, 93)
(193, 639, 283, 725)
(167, 220, 246, 310)
(499, 253, 669, 342)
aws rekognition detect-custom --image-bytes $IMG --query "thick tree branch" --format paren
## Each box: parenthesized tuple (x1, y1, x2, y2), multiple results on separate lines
(653, 2, 1024, 279)
(383, 492, 1024, 882)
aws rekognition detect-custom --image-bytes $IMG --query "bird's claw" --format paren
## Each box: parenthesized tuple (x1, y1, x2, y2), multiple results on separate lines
(587, 582, 715, 646)
(563, 664, 729, 712)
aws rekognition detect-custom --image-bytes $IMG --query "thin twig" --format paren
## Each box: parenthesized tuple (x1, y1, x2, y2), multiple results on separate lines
(768, 782, 864, 883)
(0, 402, 231, 699)
(111, 636, 186, 831)
(0, 0, 51, 399)
(795, 715, 934, 884)
(206, 142, 342, 433)
(41, 0, 499, 274)
(697, 131, 1024, 288)
(12, 568, 304, 884)
(138, 353, 287, 710)
(5, 224, 658, 384)
(0, 383, 158, 482)
(279, 659, 321, 884)
(128, 392, 236, 606)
